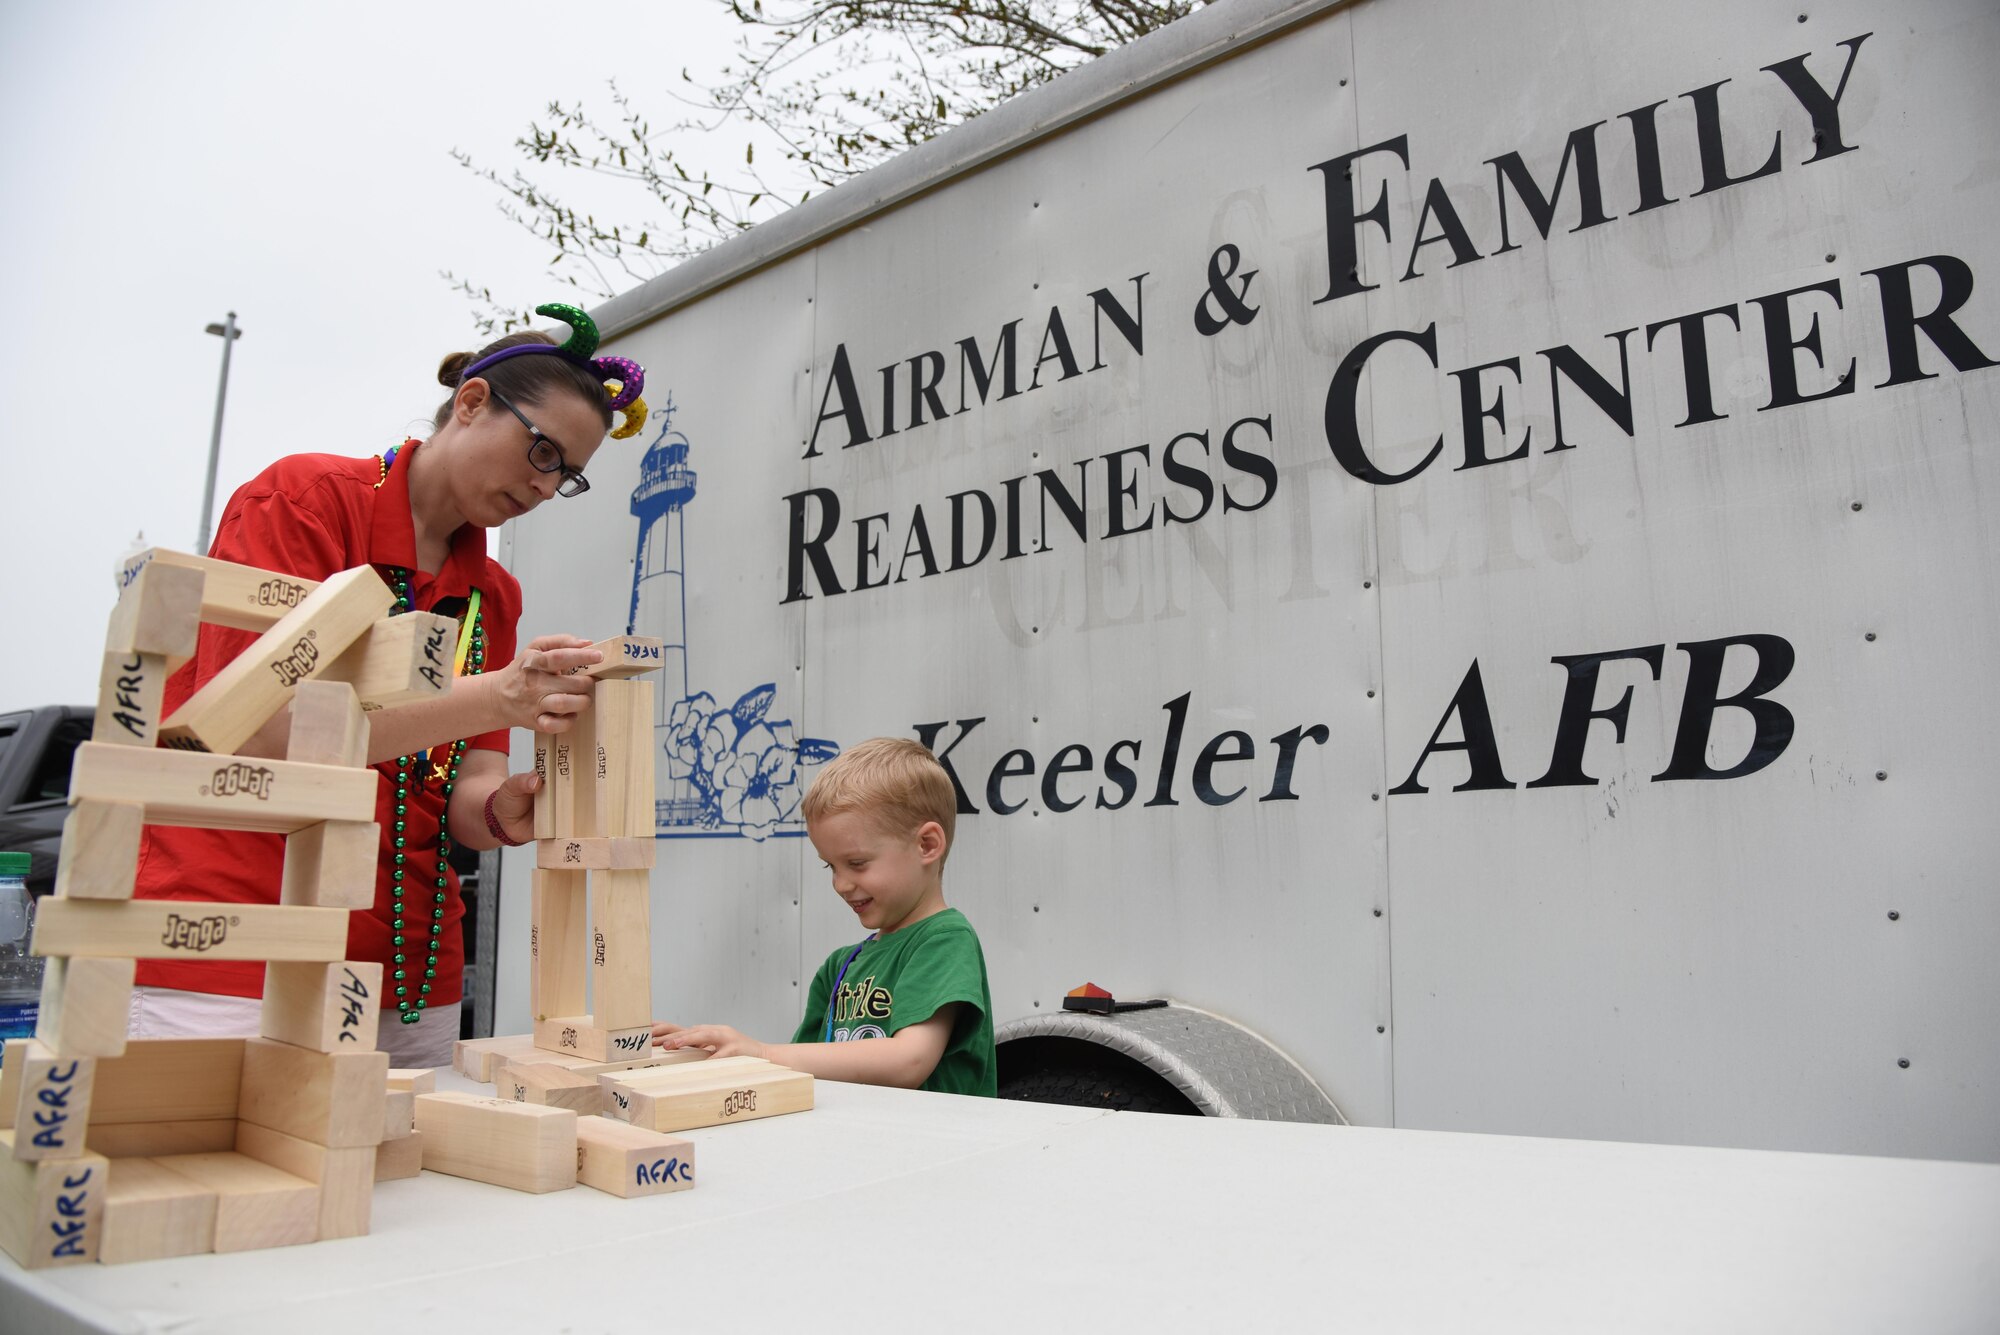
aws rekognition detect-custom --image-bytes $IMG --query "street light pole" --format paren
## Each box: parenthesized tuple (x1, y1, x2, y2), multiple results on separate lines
(197, 312, 243, 555)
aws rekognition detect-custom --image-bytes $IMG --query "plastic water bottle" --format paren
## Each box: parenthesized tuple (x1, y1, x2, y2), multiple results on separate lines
(0, 852, 40, 1048)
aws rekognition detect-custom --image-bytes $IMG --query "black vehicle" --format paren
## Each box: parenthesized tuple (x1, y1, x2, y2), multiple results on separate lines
(0, 707, 94, 896)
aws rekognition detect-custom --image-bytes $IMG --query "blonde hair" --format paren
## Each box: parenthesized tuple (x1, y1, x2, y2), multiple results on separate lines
(801, 737, 957, 861)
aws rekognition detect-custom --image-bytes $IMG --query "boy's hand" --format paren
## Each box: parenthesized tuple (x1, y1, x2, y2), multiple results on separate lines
(651, 1022, 769, 1061)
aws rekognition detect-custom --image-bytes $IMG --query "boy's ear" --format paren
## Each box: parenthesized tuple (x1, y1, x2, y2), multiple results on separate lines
(915, 820, 947, 865)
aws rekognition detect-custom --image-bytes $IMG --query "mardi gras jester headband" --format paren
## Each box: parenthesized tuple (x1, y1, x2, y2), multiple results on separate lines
(457, 302, 650, 440)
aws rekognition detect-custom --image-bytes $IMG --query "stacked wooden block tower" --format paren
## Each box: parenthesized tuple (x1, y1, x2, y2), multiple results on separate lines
(526, 636, 667, 1063)
(0, 548, 453, 1269)
(429, 640, 811, 1192)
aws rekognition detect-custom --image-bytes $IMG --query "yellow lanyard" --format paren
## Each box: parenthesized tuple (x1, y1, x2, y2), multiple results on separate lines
(454, 588, 482, 677)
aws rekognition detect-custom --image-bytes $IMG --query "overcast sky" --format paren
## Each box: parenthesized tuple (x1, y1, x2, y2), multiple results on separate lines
(0, 0, 746, 714)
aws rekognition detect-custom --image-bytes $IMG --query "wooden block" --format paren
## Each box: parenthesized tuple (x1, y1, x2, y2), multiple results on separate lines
(454, 1033, 548, 1084)
(0, 1042, 24, 1129)
(532, 732, 555, 840)
(52, 800, 144, 901)
(456, 1034, 697, 1083)
(159, 565, 394, 754)
(488, 1048, 707, 1082)
(531, 868, 588, 1022)
(374, 1129, 423, 1181)
(382, 1089, 415, 1140)
(385, 1068, 436, 1094)
(0, 1134, 107, 1268)
(277, 684, 376, 912)
(286, 680, 369, 767)
(414, 1092, 576, 1194)
(35, 956, 134, 1058)
(105, 559, 204, 659)
(262, 961, 384, 1052)
(86, 1119, 236, 1158)
(118, 548, 320, 634)
(90, 1038, 244, 1123)
(498, 1062, 602, 1116)
(69, 742, 378, 834)
(574, 635, 666, 680)
(603, 1066, 813, 1133)
(591, 868, 652, 1031)
(100, 1156, 218, 1264)
(610, 1055, 778, 1087)
(234, 1122, 375, 1240)
(596, 679, 656, 837)
(281, 820, 380, 909)
(535, 837, 655, 870)
(152, 1151, 317, 1252)
(319, 611, 458, 710)
(575, 1116, 694, 1198)
(7, 1041, 95, 1162)
(35, 899, 350, 963)
(542, 1049, 710, 1080)
(535, 1015, 654, 1063)
(237, 1038, 387, 1148)
(92, 649, 167, 748)
(548, 704, 602, 838)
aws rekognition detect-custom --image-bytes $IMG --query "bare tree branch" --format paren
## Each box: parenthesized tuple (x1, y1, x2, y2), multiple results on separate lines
(451, 0, 1203, 333)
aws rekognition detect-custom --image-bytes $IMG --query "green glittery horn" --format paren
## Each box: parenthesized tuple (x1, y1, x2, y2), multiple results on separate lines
(456, 301, 648, 439)
(535, 302, 600, 360)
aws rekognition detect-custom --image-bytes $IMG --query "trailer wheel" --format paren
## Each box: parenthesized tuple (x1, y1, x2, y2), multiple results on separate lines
(996, 1007, 1346, 1123)
(997, 1037, 1199, 1115)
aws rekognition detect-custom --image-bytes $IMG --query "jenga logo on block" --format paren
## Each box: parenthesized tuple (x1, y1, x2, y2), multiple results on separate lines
(257, 577, 308, 609)
(207, 763, 276, 800)
(722, 1089, 757, 1117)
(161, 913, 231, 951)
(270, 631, 320, 687)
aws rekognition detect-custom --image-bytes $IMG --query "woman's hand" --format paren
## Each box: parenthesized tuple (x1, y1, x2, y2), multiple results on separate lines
(483, 768, 542, 845)
(488, 634, 601, 733)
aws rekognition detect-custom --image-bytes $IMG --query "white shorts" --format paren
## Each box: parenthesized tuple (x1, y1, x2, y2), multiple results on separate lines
(129, 986, 463, 1070)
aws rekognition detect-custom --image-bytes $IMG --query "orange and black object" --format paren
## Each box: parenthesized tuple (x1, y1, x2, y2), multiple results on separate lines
(1063, 982, 1167, 1015)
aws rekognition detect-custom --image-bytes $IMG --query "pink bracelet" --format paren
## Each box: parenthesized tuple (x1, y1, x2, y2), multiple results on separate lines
(484, 789, 526, 847)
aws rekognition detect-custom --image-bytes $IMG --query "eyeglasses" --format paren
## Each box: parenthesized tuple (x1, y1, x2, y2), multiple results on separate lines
(490, 388, 590, 497)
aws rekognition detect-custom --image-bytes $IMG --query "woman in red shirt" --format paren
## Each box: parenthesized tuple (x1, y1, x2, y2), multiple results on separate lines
(132, 308, 647, 1067)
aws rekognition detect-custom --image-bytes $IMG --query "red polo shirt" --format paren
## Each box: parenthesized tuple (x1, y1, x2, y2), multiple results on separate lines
(133, 443, 521, 1005)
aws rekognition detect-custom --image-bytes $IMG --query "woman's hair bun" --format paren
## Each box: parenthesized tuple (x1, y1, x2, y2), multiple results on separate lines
(436, 351, 476, 388)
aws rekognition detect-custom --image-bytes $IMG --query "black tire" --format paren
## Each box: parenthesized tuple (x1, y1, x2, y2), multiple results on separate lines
(998, 1045, 1200, 1115)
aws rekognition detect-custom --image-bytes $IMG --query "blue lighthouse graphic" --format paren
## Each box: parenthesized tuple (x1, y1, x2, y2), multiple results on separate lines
(628, 395, 836, 839)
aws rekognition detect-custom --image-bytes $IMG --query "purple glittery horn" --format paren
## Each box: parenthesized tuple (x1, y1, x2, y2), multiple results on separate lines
(457, 302, 649, 440)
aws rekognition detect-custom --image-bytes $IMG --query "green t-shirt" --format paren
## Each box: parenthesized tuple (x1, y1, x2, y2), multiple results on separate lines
(790, 907, 997, 1097)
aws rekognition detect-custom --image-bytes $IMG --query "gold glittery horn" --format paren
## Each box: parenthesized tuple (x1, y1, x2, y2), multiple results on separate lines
(605, 383, 649, 440)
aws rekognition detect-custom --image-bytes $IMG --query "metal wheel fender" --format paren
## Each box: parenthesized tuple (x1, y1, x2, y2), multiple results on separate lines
(995, 1002, 1346, 1124)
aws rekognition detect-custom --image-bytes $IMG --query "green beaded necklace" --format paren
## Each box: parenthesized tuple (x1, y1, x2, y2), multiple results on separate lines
(382, 566, 486, 1024)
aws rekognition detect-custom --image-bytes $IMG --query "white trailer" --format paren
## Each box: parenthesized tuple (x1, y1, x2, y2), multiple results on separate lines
(494, 0, 2000, 1163)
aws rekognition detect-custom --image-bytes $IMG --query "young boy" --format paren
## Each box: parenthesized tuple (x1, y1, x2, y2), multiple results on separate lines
(652, 737, 997, 1095)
